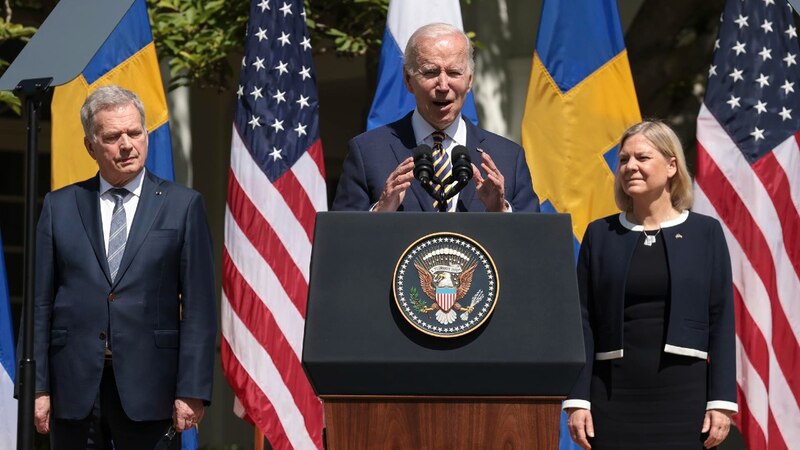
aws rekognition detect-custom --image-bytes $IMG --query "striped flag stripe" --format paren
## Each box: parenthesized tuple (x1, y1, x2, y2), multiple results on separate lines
(696, 142, 800, 404)
(273, 170, 317, 241)
(698, 113, 800, 332)
(224, 209, 306, 356)
(696, 188, 800, 432)
(221, 252, 322, 429)
(734, 287, 770, 393)
(230, 130, 313, 282)
(219, 309, 320, 450)
(698, 111, 800, 330)
(227, 172, 309, 315)
(767, 411, 789, 450)
(736, 384, 768, 450)
(293, 142, 328, 212)
(751, 152, 800, 278)
(695, 187, 800, 445)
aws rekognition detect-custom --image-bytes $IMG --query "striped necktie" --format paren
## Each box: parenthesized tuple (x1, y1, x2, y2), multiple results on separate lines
(431, 131, 454, 211)
(107, 188, 129, 282)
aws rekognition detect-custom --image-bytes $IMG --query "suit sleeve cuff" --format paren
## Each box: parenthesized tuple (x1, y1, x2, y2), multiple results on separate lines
(706, 400, 738, 413)
(562, 399, 591, 410)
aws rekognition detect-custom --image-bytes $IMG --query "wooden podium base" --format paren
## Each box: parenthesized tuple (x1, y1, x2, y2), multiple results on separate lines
(321, 396, 562, 450)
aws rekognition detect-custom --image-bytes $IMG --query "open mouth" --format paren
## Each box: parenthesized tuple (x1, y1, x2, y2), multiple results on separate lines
(433, 100, 452, 108)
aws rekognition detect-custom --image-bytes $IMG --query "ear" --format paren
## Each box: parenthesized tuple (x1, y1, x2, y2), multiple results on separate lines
(466, 72, 474, 93)
(667, 156, 677, 178)
(84, 136, 98, 161)
(403, 71, 413, 93)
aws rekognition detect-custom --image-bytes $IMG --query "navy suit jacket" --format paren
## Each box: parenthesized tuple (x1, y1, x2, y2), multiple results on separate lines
(566, 211, 737, 411)
(332, 112, 539, 212)
(34, 171, 217, 421)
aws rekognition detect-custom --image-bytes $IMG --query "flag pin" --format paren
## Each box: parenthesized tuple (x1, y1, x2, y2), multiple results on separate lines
(156, 191, 163, 196)
(675, 234, 683, 239)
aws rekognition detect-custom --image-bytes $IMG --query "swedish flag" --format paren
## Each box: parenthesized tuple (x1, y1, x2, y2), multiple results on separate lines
(521, 0, 640, 251)
(50, 0, 173, 189)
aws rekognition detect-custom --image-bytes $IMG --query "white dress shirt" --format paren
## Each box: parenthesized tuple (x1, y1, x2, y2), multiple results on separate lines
(99, 169, 145, 255)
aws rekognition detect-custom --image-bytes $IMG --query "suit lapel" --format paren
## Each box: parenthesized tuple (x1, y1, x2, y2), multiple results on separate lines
(389, 113, 433, 212)
(76, 176, 113, 283)
(456, 120, 485, 211)
(113, 171, 166, 287)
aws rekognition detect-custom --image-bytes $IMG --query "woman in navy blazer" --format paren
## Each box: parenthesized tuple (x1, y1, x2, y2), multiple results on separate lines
(564, 121, 737, 449)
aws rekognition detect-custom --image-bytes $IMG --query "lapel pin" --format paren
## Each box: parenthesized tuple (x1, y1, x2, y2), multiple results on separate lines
(675, 233, 683, 239)
(155, 191, 163, 196)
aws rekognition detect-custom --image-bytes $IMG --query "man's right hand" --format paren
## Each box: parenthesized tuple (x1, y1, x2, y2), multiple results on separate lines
(373, 157, 415, 212)
(35, 393, 51, 434)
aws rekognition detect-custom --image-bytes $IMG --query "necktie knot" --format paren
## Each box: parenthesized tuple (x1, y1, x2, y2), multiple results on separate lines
(431, 131, 446, 149)
(109, 187, 129, 204)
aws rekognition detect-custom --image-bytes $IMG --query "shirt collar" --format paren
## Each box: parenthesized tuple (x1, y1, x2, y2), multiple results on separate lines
(618, 210, 689, 231)
(411, 109, 467, 147)
(99, 168, 146, 198)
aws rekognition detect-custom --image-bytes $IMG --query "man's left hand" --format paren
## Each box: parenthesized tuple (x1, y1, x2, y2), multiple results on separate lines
(173, 397, 205, 432)
(472, 151, 508, 212)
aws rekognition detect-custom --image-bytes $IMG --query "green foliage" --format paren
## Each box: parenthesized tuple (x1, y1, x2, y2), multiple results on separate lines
(147, 0, 249, 91)
(146, 0, 392, 92)
(0, 17, 38, 114)
(305, 0, 389, 57)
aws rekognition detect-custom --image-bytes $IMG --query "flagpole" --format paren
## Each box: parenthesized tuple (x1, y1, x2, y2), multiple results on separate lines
(14, 77, 52, 450)
(254, 428, 264, 450)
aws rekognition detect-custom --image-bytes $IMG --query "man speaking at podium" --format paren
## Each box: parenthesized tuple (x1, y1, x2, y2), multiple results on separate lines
(333, 23, 539, 213)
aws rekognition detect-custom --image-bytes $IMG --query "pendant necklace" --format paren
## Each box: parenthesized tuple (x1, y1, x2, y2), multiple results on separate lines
(643, 228, 661, 247)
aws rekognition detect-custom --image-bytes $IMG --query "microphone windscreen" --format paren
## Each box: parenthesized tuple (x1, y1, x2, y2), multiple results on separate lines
(413, 144, 432, 161)
(451, 145, 471, 164)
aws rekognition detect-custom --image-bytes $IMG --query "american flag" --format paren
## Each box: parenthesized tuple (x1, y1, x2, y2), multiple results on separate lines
(694, 1, 800, 449)
(221, 0, 326, 448)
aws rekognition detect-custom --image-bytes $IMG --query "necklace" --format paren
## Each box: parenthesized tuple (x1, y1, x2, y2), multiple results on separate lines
(642, 228, 661, 246)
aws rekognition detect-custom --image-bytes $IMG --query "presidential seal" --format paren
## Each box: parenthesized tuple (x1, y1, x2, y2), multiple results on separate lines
(393, 232, 499, 338)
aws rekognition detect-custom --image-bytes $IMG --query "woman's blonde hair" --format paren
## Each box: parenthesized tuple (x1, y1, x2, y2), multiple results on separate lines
(614, 120, 694, 212)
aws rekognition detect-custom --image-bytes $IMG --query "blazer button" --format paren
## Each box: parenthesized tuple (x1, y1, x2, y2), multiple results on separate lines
(108, 292, 116, 302)
(99, 331, 107, 341)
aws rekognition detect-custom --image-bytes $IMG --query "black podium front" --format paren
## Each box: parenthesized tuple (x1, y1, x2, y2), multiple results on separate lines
(302, 212, 584, 449)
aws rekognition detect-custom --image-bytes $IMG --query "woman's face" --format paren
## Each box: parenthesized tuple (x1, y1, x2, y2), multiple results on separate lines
(617, 134, 677, 200)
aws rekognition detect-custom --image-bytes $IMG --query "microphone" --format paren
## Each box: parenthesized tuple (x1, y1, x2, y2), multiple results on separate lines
(412, 144, 434, 185)
(450, 145, 473, 184)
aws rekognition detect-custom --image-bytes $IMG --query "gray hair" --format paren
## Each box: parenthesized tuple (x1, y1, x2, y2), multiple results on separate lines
(403, 23, 474, 75)
(80, 85, 146, 139)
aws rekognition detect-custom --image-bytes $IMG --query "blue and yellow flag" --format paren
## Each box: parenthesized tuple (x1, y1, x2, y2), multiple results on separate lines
(521, 2, 640, 448)
(50, 0, 173, 189)
(521, 0, 640, 250)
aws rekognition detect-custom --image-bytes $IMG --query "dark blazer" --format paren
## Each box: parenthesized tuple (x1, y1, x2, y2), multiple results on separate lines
(566, 211, 737, 411)
(34, 171, 217, 421)
(332, 112, 539, 212)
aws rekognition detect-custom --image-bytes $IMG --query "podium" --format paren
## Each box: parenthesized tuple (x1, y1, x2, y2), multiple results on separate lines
(302, 212, 584, 449)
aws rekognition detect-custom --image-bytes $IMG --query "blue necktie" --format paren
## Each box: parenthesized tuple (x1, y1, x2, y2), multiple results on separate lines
(107, 188, 129, 281)
(431, 131, 454, 211)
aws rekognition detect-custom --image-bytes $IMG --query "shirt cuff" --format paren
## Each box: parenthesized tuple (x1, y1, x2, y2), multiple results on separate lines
(562, 399, 591, 411)
(706, 400, 738, 413)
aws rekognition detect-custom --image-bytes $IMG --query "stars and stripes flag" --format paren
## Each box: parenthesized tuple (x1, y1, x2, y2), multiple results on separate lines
(693, 1, 800, 449)
(221, 0, 326, 448)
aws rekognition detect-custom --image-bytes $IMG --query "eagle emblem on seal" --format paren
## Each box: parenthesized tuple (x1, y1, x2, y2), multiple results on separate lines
(393, 233, 499, 338)
(414, 251, 478, 324)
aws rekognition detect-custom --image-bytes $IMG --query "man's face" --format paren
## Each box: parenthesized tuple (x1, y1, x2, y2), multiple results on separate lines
(404, 33, 474, 130)
(84, 103, 148, 187)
